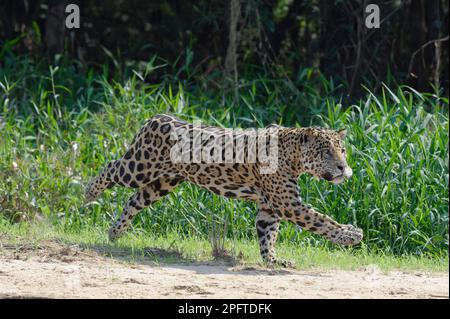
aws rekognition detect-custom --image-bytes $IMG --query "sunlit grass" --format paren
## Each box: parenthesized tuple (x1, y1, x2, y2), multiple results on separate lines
(0, 219, 447, 273)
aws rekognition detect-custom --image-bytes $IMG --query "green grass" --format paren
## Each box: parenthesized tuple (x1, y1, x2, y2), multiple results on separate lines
(0, 55, 448, 260)
(0, 218, 447, 273)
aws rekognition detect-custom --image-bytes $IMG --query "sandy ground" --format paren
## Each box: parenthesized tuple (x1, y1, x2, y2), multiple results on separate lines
(0, 241, 448, 299)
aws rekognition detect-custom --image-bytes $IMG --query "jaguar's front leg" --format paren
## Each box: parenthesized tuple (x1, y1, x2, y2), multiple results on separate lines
(286, 202, 363, 246)
(264, 178, 363, 246)
(255, 204, 294, 268)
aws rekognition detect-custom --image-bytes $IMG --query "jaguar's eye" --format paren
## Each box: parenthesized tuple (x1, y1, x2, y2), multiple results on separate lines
(324, 150, 332, 159)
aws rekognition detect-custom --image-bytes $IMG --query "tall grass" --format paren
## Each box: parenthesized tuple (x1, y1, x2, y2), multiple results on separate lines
(0, 56, 448, 257)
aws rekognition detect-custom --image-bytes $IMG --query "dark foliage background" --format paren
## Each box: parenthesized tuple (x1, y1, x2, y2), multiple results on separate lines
(1, 0, 448, 96)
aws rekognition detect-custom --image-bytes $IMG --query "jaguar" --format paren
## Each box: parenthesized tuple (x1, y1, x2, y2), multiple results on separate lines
(85, 114, 363, 266)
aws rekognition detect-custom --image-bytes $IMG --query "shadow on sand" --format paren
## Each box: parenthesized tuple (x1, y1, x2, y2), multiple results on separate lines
(67, 240, 294, 276)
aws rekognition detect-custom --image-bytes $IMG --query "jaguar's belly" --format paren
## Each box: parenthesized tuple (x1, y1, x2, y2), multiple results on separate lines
(177, 163, 260, 201)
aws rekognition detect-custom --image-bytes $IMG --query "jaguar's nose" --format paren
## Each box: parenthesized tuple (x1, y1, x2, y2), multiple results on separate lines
(343, 166, 353, 178)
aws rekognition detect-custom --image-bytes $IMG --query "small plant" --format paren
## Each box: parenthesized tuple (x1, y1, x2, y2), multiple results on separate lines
(209, 215, 231, 261)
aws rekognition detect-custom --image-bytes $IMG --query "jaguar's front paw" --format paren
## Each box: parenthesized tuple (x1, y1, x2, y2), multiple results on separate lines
(264, 257, 295, 268)
(332, 224, 363, 246)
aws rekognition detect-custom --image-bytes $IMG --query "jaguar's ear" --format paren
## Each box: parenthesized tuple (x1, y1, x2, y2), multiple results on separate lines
(299, 128, 314, 144)
(337, 129, 347, 139)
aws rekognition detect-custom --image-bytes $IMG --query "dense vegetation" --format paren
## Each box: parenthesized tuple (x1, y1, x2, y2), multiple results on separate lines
(1, 0, 448, 96)
(0, 55, 448, 258)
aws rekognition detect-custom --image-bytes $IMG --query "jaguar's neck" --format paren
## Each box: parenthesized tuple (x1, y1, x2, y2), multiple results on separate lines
(277, 128, 306, 176)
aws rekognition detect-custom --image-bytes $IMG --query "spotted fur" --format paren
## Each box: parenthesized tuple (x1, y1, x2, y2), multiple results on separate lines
(85, 114, 363, 266)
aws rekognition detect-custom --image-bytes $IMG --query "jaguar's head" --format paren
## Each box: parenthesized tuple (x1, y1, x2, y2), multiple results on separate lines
(299, 127, 352, 184)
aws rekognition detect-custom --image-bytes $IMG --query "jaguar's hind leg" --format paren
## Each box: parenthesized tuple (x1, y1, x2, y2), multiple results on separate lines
(85, 160, 120, 202)
(108, 176, 184, 240)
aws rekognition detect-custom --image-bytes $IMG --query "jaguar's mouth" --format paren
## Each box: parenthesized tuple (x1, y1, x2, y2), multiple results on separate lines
(330, 175, 345, 184)
(322, 172, 345, 184)
(321, 172, 334, 181)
